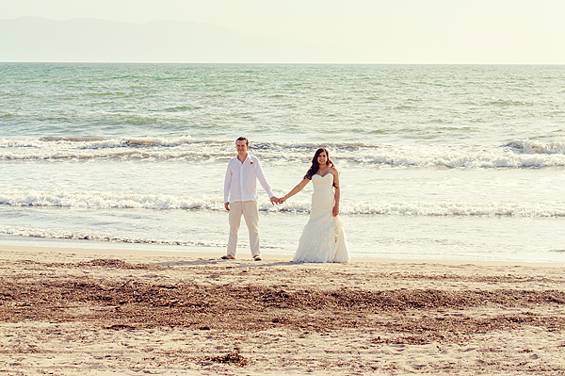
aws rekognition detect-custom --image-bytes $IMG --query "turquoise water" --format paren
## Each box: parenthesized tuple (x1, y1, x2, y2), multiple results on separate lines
(1, 63, 564, 261)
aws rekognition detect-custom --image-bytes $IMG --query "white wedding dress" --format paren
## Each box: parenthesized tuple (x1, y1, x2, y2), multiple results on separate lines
(292, 173, 350, 263)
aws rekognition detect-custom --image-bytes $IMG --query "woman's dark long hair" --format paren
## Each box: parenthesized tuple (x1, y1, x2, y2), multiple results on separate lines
(304, 148, 334, 180)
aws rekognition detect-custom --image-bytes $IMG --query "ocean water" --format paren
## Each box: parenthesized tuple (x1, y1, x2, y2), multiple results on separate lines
(1, 63, 564, 262)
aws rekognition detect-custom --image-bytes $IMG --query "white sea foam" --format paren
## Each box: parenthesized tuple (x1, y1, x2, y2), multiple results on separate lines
(84, 136, 196, 149)
(339, 150, 565, 168)
(0, 148, 228, 162)
(39, 136, 107, 142)
(1, 137, 565, 168)
(0, 191, 219, 210)
(1, 190, 563, 218)
(504, 141, 565, 155)
(0, 226, 223, 247)
(339, 201, 565, 218)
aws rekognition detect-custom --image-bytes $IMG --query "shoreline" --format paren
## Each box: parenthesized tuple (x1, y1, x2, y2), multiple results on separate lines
(1, 241, 565, 268)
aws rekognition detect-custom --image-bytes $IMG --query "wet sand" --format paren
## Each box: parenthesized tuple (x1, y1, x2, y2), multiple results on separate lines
(1, 245, 564, 375)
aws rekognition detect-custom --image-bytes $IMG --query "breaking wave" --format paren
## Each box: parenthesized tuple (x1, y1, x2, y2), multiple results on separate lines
(1, 190, 563, 218)
(1, 137, 565, 168)
(504, 141, 565, 155)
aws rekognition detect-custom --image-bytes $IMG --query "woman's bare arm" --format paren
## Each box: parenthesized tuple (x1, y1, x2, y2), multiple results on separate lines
(332, 168, 340, 216)
(280, 178, 310, 203)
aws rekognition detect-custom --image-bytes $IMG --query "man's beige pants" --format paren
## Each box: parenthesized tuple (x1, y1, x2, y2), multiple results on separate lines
(227, 200, 260, 257)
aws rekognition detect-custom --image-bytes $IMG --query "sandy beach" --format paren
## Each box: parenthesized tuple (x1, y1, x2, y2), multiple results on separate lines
(0, 244, 564, 375)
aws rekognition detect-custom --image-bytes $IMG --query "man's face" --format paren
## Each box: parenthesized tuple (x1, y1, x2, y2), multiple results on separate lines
(236, 140, 248, 154)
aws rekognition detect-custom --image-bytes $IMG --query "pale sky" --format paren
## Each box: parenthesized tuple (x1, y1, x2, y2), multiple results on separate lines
(1, 0, 564, 63)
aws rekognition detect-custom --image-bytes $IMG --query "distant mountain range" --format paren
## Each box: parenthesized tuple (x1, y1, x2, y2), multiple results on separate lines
(2, 16, 561, 64)
(0, 17, 287, 62)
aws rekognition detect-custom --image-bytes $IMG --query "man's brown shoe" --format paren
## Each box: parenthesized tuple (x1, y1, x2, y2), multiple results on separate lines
(221, 255, 235, 260)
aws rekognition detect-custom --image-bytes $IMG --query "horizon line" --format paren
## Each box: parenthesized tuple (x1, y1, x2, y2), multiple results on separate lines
(1, 60, 565, 66)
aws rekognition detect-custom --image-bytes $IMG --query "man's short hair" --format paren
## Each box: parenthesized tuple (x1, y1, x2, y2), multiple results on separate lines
(236, 136, 249, 146)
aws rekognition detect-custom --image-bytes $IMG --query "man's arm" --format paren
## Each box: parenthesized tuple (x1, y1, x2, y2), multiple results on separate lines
(223, 162, 232, 211)
(255, 158, 276, 203)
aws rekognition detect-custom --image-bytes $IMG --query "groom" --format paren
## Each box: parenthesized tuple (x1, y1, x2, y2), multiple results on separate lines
(222, 137, 278, 261)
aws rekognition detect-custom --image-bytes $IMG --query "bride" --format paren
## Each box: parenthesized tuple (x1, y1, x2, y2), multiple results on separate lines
(279, 148, 349, 263)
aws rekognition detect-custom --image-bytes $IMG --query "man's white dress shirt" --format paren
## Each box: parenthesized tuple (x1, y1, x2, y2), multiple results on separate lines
(224, 154, 274, 203)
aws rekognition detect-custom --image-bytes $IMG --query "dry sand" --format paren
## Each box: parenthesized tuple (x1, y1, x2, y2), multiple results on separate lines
(1, 244, 564, 375)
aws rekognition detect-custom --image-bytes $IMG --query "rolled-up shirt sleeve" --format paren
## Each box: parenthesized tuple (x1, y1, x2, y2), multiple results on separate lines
(255, 158, 274, 198)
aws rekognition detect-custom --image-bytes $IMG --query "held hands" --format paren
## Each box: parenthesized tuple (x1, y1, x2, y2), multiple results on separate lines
(270, 196, 287, 205)
(270, 196, 283, 205)
(332, 204, 339, 217)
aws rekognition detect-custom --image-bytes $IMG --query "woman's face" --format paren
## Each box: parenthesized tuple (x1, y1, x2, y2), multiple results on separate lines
(317, 151, 328, 165)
